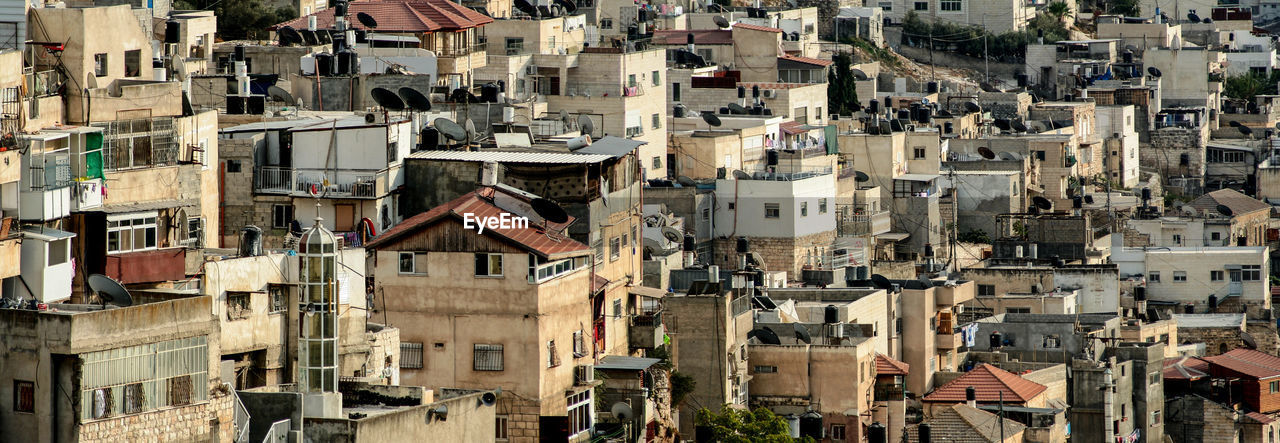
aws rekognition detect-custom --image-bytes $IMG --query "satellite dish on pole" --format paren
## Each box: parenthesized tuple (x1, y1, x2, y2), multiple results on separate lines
(732, 169, 752, 180)
(713, 15, 731, 28)
(854, 171, 870, 182)
(1238, 125, 1254, 137)
(702, 111, 722, 127)
(1010, 120, 1028, 133)
(370, 87, 405, 111)
(661, 227, 683, 243)
(870, 274, 893, 290)
(963, 102, 982, 114)
(356, 12, 378, 29)
(398, 87, 432, 112)
(278, 26, 303, 46)
(978, 147, 996, 160)
(267, 85, 295, 104)
(850, 69, 869, 81)
(1033, 196, 1053, 211)
(464, 119, 477, 145)
(531, 198, 571, 224)
(577, 115, 595, 136)
(434, 118, 466, 142)
(611, 402, 634, 421)
(87, 274, 134, 307)
(1147, 66, 1162, 78)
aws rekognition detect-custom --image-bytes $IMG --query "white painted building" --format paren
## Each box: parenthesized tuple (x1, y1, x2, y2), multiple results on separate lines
(1096, 105, 1141, 188)
(1111, 234, 1271, 310)
(712, 171, 838, 239)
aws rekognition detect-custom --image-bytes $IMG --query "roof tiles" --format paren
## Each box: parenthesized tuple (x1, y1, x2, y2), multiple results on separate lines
(1204, 348, 1280, 380)
(1189, 188, 1271, 217)
(924, 364, 1047, 403)
(875, 353, 910, 376)
(275, 0, 492, 32)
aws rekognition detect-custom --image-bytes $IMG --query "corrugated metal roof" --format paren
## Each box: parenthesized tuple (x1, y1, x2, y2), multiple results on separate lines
(100, 199, 199, 214)
(1205, 349, 1280, 380)
(407, 150, 614, 164)
(574, 136, 646, 157)
(596, 356, 662, 371)
(221, 119, 333, 133)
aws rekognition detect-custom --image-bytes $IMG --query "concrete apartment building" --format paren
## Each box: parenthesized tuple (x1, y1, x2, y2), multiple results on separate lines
(1125, 190, 1273, 247)
(711, 170, 838, 275)
(1097, 104, 1142, 188)
(748, 325, 877, 442)
(880, 0, 1035, 32)
(662, 286, 753, 433)
(959, 265, 1121, 314)
(1111, 234, 1271, 315)
(364, 188, 597, 442)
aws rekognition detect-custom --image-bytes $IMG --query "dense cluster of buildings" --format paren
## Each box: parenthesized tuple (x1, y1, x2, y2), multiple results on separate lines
(0, 0, 1278, 442)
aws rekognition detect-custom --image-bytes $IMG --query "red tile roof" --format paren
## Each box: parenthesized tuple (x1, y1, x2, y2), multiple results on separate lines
(275, 0, 492, 32)
(1244, 412, 1278, 424)
(652, 30, 733, 45)
(780, 121, 806, 135)
(364, 190, 588, 259)
(1163, 356, 1211, 381)
(779, 54, 833, 67)
(875, 353, 910, 376)
(1205, 348, 1280, 380)
(924, 364, 1047, 403)
(732, 23, 782, 33)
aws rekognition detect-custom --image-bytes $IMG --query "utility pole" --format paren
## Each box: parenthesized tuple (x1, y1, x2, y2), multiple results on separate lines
(983, 15, 990, 83)
(998, 391, 1006, 442)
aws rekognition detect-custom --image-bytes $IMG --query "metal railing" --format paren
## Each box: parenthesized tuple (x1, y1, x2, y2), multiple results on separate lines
(254, 166, 379, 198)
(561, 82, 644, 98)
(262, 419, 290, 443)
(874, 383, 905, 401)
(632, 311, 662, 327)
(747, 166, 833, 181)
(231, 389, 251, 443)
(436, 43, 487, 57)
(731, 295, 752, 317)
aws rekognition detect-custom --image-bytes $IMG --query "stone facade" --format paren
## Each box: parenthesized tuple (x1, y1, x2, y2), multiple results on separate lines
(494, 395, 543, 442)
(712, 231, 837, 276)
(1179, 326, 1249, 357)
(1145, 126, 1209, 195)
(78, 392, 236, 443)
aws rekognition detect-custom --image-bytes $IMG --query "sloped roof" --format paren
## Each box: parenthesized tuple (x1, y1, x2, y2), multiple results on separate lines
(652, 29, 732, 45)
(875, 353, 910, 376)
(1189, 188, 1270, 217)
(364, 190, 588, 259)
(1205, 348, 1280, 380)
(779, 54, 833, 67)
(924, 364, 1047, 403)
(1244, 412, 1278, 424)
(906, 404, 1027, 443)
(274, 0, 492, 32)
(732, 23, 782, 33)
(574, 136, 647, 158)
(1163, 356, 1210, 381)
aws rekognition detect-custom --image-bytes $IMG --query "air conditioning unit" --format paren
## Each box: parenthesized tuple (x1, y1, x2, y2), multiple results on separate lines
(762, 90, 777, 98)
(575, 365, 595, 385)
(525, 64, 537, 75)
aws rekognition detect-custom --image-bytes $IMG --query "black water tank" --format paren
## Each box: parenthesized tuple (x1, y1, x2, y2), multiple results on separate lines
(736, 236, 749, 253)
(767, 149, 779, 165)
(1209, 295, 1219, 310)
(944, 122, 953, 134)
(239, 226, 263, 257)
(719, 107, 731, 115)
(247, 95, 265, 114)
(226, 96, 246, 115)
(868, 422, 887, 443)
(868, 99, 880, 114)
(966, 386, 976, 402)
(989, 331, 1003, 348)
(753, 269, 764, 286)
(336, 49, 359, 75)
(234, 44, 246, 62)
(799, 412, 823, 440)
(762, 108, 772, 116)
(420, 127, 439, 150)
(924, 244, 934, 257)
(919, 423, 932, 443)
(1185, 304, 1195, 314)
(1134, 286, 1146, 301)
(898, 109, 911, 120)
(926, 81, 939, 93)
(481, 83, 500, 103)
(1015, 73, 1028, 87)
(1141, 187, 1152, 201)
(1123, 50, 1134, 63)
(1073, 196, 1083, 209)
(315, 53, 334, 76)
(752, 85, 761, 98)
(165, 20, 180, 44)
(824, 305, 839, 324)
(683, 234, 695, 251)
(334, 0, 349, 16)
(738, 85, 746, 99)
(673, 104, 687, 118)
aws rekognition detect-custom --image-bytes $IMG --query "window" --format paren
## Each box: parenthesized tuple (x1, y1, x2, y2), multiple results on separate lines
(1211, 232, 1222, 241)
(1173, 271, 1187, 282)
(1212, 270, 1224, 281)
(529, 255, 586, 283)
(268, 284, 287, 313)
(183, 217, 203, 246)
(399, 343, 424, 369)
(913, 146, 927, 159)
(914, 1, 928, 9)
(801, 202, 808, 216)
(728, 202, 736, 211)
(1243, 265, 1262, 281)
(610, 237, 621, 261)
(474, 344, 504, 371)
(1148, 272, 1160, 283)
(1149, 372, 1161, 385)
(80, 336, 208, 420)
(702, 208, 710, 221)
(13, 380, 33, 413)
(1172, 234, 1182, 245)
(652, 113, 661, 129)
(652, 156, 662, 169)
(628, 74, 637, 88)
(225, 159, 242, 173)
(272, 204, 293, 230)
(122, 383, 145, 414)
(48, 238, 68, 266)
(107, 213, 158, 254)
(1006, 307, 1032, 314)
(567, 390, 592, 436)
(940, 0, 961, 10)
(475, 253, 503, 277)
(495, 416, 509, 440)
(831, 424, 847, 441)
(573, 330, 587, 357)
(547, 340, 561, 367)
(1152, 410, 1161, 425)
(124, 50, 141, 77)
(1271, 381, 1279, 393)
(613, 299, 623, 318)
(1043, 334, 1061, 348)
(765, 203, 780, 218)
(399, 252, 428, 275)
(672, 82, 681, 101)
(879, 1, 892, 10)
(94, 53, 108, 76)
(504, 37, 524, 55)
(652, 70, 661, 86)
(753, 365, 778, 373)
(600, 18, 613, 29)
(226, 292, 251, 320)
(978, 284, 996, 296)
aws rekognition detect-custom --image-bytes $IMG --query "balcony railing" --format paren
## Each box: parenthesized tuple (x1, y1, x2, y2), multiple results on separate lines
(26, 70, 63, 98)
(436, 43, 487, 57)
(254, 166, 379, 198)
(837, 205, 891, 236)
(561, 82, 645, 98)
(874, 383, 905, 401)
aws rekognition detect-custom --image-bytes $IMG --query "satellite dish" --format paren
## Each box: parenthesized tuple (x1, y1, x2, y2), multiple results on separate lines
(577, 115, 595, 135)
(728, 103, 749, 114)
(993, 119, 1012, 131)
(531, 198, 571, 224)
(611, 402, 635, 421)
(1147, 66, 1162, 78)
(850, 69, 869, 81)
(978, 147, 996, 160)
(747, 327, 781, 345)
(963, 102, 982, 114)
(702, 112, 722, 127)
(1010, 120, 1028, 133)
(980, 82, 999, 93)
(732, 169, 752, 180)
(1180, 204, 1197, 216)
(87, 274, 134, 307)
(1216, 204, 1234, 217)
(1125, 44, 1139, 53)
(1238, 125, 1253, 137)
(278, 26, 303, 46)
(661, 227, 683, 243)
(514, 0, 539, 16)
(713, 15, 731, 28)
(434, 118, 466, 141)
(464, 119, 477, 145)
(480, 391, 498, 406)
(998, 151, 1022, 161)
(793, 323, 812, 344)
(398, 87, 432, 112)
(1033, 196, 1053, 210)
(555, 0, 577, 14)
(676, 176, 697, 186)
(746, 251, 765, 269)
(356, 11, 378, 28)
(854, 170, 870, 182)
(1187, 12, 1200, 23)
(1203, 17, 1212, 24)
(267, 85, 294, 104)
(870, 274, 893, 290)
(370, 87, 405, 111)
(1229, 120, 1242, 128)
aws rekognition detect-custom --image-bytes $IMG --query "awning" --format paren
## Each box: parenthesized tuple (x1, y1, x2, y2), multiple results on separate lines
(895, 173, 939, 182)
(22, 226, 76, 242)
(596, 355, 662, 371)
(876, 232, 910, 241)
(628, 285, 668, 299)
(99, 199, 198, 214)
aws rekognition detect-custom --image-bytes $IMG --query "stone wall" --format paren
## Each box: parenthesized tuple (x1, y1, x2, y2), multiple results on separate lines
(1179, 327, 1248, 357)
(494, 395, 542, 442)
(712, 231, 837, 276)
(1246, 321, 1280, 356)
(78, 392, 236, 442)
(1145, 127, 1207, 194)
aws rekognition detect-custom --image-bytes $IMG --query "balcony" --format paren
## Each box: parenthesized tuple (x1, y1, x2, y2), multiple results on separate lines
(20, 184, 71, 222)
(435, 43, 487, 74)
(254, 166, 379, 199)
(936, 330, 963, 349)
(561, 82, 645, 98)
(628, 311, 666, 349)
(837, 205, 891, 236)
(25, 70, 64, 98)
(71, 178, 104, 211)
(874, 383, 906, 402)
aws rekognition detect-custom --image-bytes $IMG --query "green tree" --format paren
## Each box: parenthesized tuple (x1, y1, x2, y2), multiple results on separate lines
(1047, 2, 1073, 21)
(696, 406, 816, 443)
(670, 371, 696, 407)
(827, 51, 860, 116)
(1223, 71, 1280, 104)
(176, 0, 296, 41)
